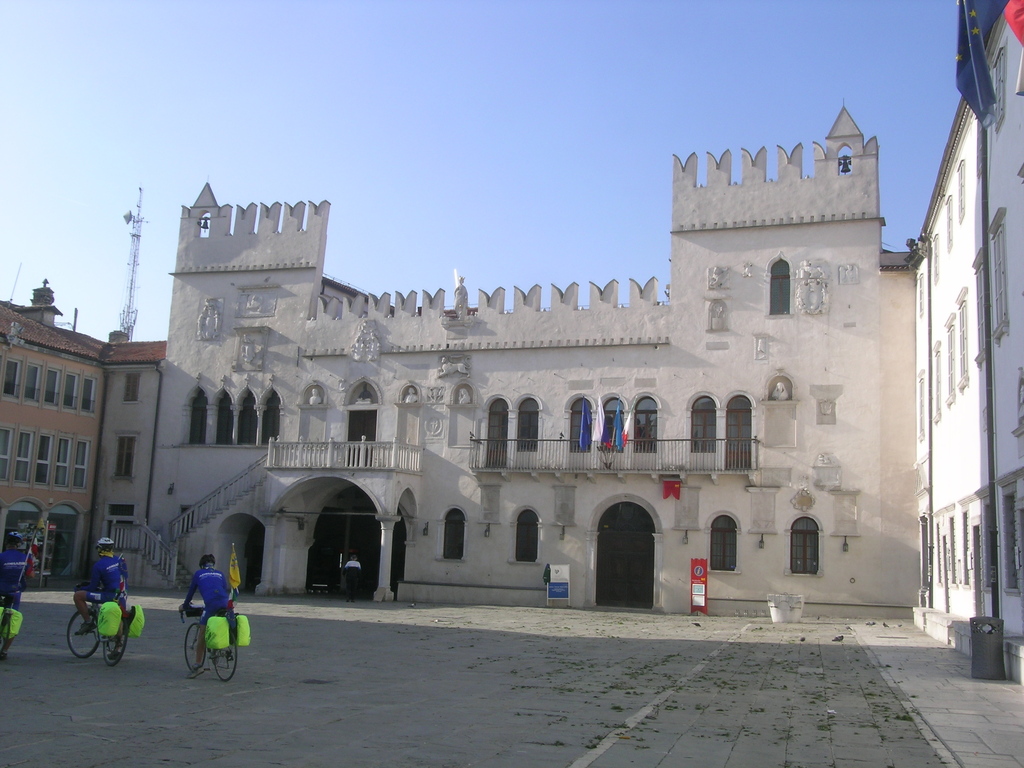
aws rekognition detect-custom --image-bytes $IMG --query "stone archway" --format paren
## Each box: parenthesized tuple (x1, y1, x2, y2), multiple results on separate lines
(305, 484, 380, 597)
(595, 502, 655, 609)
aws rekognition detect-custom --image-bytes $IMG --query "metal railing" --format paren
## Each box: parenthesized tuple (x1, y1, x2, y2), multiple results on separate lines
(468, 437, 758, 474)
(266, 438, 423, 473)
(168, 456, 267, 542)
(110, 521, 177, 583)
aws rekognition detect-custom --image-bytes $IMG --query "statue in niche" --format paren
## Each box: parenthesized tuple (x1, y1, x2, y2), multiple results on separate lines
(439, 354, 471, 378)
(795, 261, 829, 314)
(770, 381, 790, 401)
(197, 299, 221, 340)
(307, 386, 324, 406)
(351, 319, 381, 362)
(708, 300, 727, 331)
(838, 264, 859, 285)
(402, 386, 419, 404)
(457, 387, 472, 404)
(454, 275, 469, 321)
(707, 266, 729, 290)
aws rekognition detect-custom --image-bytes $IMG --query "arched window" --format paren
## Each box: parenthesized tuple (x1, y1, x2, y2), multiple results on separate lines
(443, 509, 466, 560)
(486, 400, 509, 468)
(791, 517, 819, 574)
(710, 515, 737, 571)
(569, 397, 590, 453)
(260, 390, 281, 444)
(691, 397, 717, 454)
(517, 398, 539, 453)
(725, 396, 753, 469)
(215, 392, 233, 445)
(515, 509, 539, 562)
(237, 390, 258, 445)
(633, 397, 658, 454)
(770, 260, 791, 315)
(189, 389, 207, 445)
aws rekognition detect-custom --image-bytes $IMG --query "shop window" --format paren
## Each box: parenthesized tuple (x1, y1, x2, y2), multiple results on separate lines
(710, 515, 737, 571)
(515, 510, 539, 562)
(790, 517, 819, 574)
(443, 509, 466, 560)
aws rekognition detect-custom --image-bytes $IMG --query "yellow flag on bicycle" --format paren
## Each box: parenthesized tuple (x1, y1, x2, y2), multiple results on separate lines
(228, 544, 241, 600)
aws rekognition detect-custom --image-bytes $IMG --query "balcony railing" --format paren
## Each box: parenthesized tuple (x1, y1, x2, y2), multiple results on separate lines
(469, 438, 759, 475)
(267, 438, 423, 473)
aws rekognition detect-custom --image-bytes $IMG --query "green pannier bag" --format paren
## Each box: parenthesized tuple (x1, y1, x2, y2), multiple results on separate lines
(2, 609, 23, 639)
(97, 601, 122, 636)
(205, 616, 229, 649)
(128, 605, 145, 638)
(235, 614, 251, 647)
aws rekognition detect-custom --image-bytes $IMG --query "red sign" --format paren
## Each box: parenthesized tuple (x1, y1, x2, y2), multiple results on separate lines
(690, 558, 708, 615)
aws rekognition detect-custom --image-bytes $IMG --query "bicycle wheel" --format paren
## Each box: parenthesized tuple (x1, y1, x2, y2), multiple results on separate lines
(211, 643, 237, 681)
(184, 622, 205, 671)
(101, 621, 128, 667)
(67, 611, 99, 658)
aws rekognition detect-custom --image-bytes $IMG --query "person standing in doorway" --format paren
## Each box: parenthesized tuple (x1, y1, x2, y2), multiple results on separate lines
(342, 554, 361, 602)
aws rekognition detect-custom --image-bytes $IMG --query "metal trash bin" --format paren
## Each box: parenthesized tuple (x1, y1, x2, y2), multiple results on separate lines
(970, 617, 1006, 680)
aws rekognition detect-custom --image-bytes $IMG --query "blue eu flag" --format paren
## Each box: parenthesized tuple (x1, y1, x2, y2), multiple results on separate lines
(957, 0, 1009, 127)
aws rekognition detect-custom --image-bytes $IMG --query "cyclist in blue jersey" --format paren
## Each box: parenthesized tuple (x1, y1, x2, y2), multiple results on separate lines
(181, 553, 232, 678)
(73, 537, 128, 635)
(0, 532, 32, 660)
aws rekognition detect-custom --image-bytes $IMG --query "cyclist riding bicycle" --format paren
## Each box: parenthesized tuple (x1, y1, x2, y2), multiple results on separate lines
(73, 537, 128, 639)
(0, 532, 32, 660)
(180, 553, 232, 678)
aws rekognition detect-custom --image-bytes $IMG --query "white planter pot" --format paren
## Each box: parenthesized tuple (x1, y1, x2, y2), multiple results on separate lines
(767, 593, 805, 624)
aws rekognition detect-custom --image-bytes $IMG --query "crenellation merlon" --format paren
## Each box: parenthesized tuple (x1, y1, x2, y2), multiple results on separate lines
(672, 108, 879, 233)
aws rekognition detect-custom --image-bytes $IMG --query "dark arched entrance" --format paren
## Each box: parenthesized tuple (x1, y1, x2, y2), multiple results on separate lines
(305, 484, 381, 598)
(596, 502, 655, 609)
(244, 523, 265, 591)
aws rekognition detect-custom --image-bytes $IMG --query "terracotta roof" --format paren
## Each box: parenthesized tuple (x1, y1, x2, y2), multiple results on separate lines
(0, 303, 166, 365)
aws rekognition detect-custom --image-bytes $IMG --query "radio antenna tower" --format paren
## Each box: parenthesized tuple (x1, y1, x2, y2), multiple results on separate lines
(120, 187, 146, 340)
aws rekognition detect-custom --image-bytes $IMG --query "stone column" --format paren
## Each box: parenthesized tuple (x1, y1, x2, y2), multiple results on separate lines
(374, 515, 400, 602)
(255, 516, 278, 595)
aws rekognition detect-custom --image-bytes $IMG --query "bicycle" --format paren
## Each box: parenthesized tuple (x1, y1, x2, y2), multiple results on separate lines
(180, 606, 237, 681)
(67, 587, 131, 667)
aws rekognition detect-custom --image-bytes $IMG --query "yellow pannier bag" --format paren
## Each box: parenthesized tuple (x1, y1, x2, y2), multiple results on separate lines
(128, 606, 145, 638)
(2, 609, 23, 639)
(97, 602, 123, 636)
(235, 614, 251, 647)
(205, 616, 229, 650)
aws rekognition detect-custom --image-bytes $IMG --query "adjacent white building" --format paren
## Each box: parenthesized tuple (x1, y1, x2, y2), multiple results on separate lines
(106, 109, 921, 618)
(913, 15, 1024, 680)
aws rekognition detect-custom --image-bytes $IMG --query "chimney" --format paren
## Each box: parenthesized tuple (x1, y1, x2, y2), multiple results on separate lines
(108, 330, 130, 343)
(17, 280, 62, 327)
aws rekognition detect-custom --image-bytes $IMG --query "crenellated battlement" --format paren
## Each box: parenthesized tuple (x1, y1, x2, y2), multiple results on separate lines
(175, 183, 330, 275)
(672, 108, 879, 233)
(316, 277, 661, 323)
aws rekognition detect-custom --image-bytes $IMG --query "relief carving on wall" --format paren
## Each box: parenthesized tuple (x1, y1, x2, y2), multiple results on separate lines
(351, 319, 381, 362)
(795, 261, 829, 314)
(237, 289, 278, 318)
(197, 298, 222, 341)
(235, 329, 267, 371)
(439, 354, 471, 378)
(707, 266, 729, 290)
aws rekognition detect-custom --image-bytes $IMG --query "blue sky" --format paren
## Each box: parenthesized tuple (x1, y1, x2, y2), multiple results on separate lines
(1, 1, 958, 343)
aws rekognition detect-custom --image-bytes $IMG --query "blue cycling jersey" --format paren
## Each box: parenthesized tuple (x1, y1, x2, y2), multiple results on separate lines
(0, 549, 29, 595)
(87, 555, 127, 597)
(184, 568, 231, 611)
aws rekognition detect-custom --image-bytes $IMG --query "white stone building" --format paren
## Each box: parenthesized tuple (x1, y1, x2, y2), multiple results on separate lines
(111, 109, 920, 618)
(913, 15, 1024, 678)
